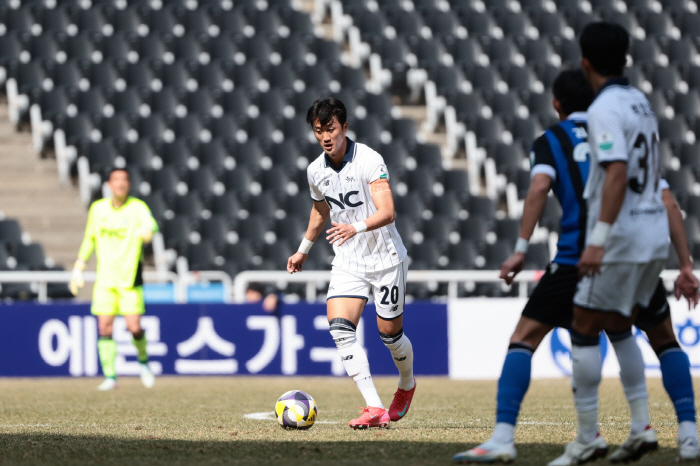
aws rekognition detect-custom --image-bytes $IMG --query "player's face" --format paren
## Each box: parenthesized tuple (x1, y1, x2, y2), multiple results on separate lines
(108, 170, 130, 199)
(312, 117, 348, 158)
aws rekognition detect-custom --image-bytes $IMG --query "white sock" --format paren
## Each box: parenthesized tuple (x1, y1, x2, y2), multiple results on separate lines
(629, 398, 650, 435)
(679, 421, 698, 442)
(610, 331, 650, 435)
(577, 409, 598, 444)
(380, 329, 415, 390)
(330, 317, 384, 409)
(492, 422, 515, 444)
(571, 343, 601, 444)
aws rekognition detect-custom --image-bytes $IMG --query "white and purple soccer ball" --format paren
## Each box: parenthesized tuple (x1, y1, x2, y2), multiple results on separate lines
(274, 390, 317, 430)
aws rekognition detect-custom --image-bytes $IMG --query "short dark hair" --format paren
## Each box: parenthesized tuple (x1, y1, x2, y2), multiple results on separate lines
(306, 97, 347, 127)
(108, 167, 130, 181)
(552, 69, 595, 115)
(579, 22, 629, 76)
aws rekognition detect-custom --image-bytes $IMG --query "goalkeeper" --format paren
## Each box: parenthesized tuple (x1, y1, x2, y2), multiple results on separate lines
(70, 168, 158, 391)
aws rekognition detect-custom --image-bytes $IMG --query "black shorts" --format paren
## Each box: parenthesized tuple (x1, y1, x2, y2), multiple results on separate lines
(521, 263, 670, 331)
(522, 263, 578, 329)
(635, 280, 671, 331)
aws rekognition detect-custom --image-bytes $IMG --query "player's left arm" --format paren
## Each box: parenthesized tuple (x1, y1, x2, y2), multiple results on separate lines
(578, 160, 627, 277)
(662, 188, 699, 308)
(579, 107, 628, 277)
(137, 203, 158, 244)
(326, 178, 395, 246)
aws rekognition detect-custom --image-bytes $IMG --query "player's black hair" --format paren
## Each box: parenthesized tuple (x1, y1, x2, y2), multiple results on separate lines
(107, 167, 130, 181)
(552, 69, 595, 115)
(579, 22, 629, 77)
(306, 97, 347, 127)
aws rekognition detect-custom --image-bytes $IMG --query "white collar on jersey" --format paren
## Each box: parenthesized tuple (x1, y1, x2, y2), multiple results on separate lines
(567, 111, 587, 121)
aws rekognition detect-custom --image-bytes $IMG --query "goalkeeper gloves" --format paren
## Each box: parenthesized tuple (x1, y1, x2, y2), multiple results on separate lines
(137, 225, 154, 243)
(70, 259, 85, 296)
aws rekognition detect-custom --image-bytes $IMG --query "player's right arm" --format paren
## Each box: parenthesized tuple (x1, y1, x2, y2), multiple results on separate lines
(662, 187, 699, 308)
(71, 203, 97, 295)
(287, 200, 330, 274)
(501, 136, 554, 285)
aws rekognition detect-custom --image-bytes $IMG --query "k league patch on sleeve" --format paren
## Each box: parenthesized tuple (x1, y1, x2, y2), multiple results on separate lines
(596, 131, 614, 152)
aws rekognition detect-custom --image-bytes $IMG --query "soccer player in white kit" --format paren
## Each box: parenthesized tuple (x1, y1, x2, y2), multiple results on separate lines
(549, 22, 670, 465)
(287, 98, 415, 429)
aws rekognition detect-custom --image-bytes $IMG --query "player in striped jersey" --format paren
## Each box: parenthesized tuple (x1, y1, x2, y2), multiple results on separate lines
(452, 70, 699, 464)
(287, 98, 415, 429)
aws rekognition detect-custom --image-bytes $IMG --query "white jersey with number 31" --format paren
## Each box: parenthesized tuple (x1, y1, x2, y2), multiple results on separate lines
(307, 139, 407, 274)
(585, 78, 669, 263)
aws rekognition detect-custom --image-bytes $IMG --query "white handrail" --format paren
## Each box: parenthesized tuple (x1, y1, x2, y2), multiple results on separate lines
(0, 269, 686, 304)
(0, 270, 179, 303)
(232, 269, 687, 303)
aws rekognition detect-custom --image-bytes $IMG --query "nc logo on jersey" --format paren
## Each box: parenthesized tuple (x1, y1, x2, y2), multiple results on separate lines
(597, 131, 614, 152)
(325, 191, 364, 211)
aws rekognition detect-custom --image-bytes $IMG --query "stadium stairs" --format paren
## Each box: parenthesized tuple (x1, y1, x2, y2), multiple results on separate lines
(0, 97, 91, 295)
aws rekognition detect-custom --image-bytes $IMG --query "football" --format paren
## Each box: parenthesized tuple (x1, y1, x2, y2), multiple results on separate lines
(274, 390, 318, 430)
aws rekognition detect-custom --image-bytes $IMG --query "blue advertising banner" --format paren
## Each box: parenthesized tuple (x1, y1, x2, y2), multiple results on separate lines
(0, 302, 448, 377)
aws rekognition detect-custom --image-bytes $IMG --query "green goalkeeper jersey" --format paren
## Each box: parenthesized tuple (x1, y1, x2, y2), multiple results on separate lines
(77, 197, 158, 289)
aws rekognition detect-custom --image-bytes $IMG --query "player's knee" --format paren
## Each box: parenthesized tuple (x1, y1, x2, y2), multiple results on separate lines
(329, 317, 357, 350)
(131, 329, 145, 340)
(379, 328, 404, 349)
(652, 340, 681, 358)
(606, 328, 632, 343)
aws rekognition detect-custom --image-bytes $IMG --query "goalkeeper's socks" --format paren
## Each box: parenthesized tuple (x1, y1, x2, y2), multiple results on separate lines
(495, 343, 533, 427)
(132, 330, 149, 364)
(97, 336, 117, 379)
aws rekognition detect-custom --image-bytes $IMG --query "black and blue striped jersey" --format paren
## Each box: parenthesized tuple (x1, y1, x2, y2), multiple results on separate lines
(529, 112, 590, 266)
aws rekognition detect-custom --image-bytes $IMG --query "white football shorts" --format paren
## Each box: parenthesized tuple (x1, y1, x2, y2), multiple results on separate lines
(573, 259, 665, 317)
(326, 260, 408, 320)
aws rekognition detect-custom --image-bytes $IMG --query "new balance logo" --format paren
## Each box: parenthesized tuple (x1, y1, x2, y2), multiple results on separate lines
(391, 305, 398, 312)
(322, 179, 330, 186)
(341, 355, 354, 361)
(394, 356, 407, 361)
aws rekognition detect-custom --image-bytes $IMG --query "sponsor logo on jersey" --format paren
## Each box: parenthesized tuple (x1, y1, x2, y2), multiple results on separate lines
(325, 191, 364, 210)
(99, 228, 127, 239)
(380, 174, 388, 179)
(341, 355, 353, 361)
(391, 305, 398, 312)
(345, 176, 356, 183)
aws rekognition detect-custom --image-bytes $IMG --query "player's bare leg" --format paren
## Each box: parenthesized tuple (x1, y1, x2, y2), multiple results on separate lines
(646, 317, 698, 461)
(125, 314, 154, 388)
(454, 317, 552, 463)
(97, 315, 119, 391)
(328, 297, 389, 429)
(378, 314, 416, 422)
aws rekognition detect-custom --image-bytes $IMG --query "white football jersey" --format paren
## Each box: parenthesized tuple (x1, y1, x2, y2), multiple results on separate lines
(585, 78, 669, 263)
(307, 139, 407, 274)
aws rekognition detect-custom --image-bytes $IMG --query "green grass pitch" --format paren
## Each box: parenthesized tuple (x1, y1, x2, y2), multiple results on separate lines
(0, 376, 694, 465)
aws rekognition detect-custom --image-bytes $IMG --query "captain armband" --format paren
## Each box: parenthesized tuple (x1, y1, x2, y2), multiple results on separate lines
(370, 179, 391, 195)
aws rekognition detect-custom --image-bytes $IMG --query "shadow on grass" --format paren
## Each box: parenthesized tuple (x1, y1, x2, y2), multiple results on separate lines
(0, 433, 680, 466)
